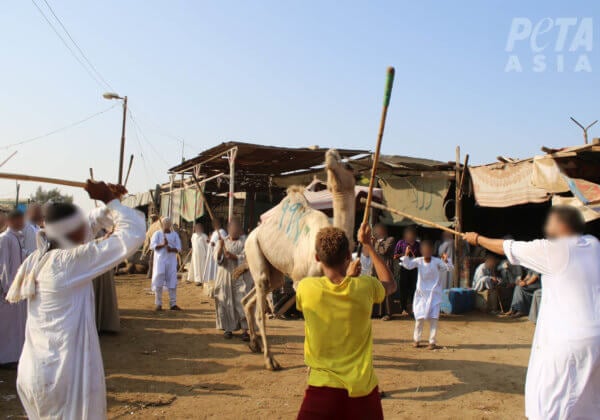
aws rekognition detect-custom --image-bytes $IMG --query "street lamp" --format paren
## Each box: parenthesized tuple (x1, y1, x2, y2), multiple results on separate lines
(103, 92, 128, 184)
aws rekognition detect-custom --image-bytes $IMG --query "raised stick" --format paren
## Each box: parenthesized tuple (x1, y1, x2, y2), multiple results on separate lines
(89, 168, 98, 207)
(124, 154, 134, 188)
(0, 172, 86, 188)
(362, 66, 395, 226)
(357, 66, 395, 257)
(361, 198, 461, 236)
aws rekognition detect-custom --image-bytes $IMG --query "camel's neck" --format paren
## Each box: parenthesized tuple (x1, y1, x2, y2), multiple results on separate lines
(331, 190, 356, 249)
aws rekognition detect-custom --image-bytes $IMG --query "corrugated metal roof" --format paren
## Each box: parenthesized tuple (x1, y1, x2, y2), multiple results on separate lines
(169, 141, 369, 175)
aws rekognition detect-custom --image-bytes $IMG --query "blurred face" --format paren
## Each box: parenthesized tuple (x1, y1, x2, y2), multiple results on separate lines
(421, 243, 433, 258)
(374, 225, 386, 239)
(228, 221, 242, 238)
(484, 257, 497, 270)
(194, 224, 203, 234)
(7, 215, 24, 231)
(213, 219, 221, 230)
(26, 204, 43, 225)
(442, 232, 453, 242)
(544, 213, 570, 239)
(162, 219, 172, 231)
(404, 229, 416, 243)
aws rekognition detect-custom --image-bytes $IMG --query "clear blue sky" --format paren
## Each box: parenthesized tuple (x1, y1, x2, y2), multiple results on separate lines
(1, 1, 598, 208)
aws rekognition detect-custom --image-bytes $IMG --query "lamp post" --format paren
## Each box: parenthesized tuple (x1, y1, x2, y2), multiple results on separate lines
(103, 92, 128, 184)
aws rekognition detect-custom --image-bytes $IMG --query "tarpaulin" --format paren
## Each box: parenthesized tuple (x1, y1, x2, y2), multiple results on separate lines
(552, 196, 600, 222)
(378, 176, 451, 226)
(469, 161, 550, 207)
(160, 188, 205, 223)
(531, 156, 570, 193)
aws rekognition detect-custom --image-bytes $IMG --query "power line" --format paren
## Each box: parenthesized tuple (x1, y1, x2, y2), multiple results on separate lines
(30, 0, 107, 90)
(127, 109, 170, 166)
(39, 0, 114, 91)
(1, 104, 118, 150)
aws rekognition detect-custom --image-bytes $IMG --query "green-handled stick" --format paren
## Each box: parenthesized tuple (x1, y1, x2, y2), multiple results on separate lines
(357, 66, 395, 257)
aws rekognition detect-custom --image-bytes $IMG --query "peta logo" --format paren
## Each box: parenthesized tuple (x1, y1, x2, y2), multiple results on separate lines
(505, 17, 593, 73)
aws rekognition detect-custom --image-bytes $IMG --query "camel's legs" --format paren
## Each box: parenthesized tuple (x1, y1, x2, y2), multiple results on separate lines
(242, 289, 260, 353)
(244, 232, 281, 371)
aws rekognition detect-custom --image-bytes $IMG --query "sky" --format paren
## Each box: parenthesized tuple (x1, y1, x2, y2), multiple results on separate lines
(1, 0, 598, 210)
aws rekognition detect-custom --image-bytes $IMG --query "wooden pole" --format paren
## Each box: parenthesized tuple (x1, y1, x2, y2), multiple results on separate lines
(227, 147, 237, 223)
(453, 146, 462, 288)
(124, 154, 134, 188)
(361, 199, 462, 236)
(357, 66, 395, 257)
(15, 181, 20, 208)
(89, 168, 98, 207)
(0, 172, 86, 188)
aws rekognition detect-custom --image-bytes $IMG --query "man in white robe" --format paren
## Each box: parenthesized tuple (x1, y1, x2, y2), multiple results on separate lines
(213, 219, 252, 340)
(7, 180, 145, 420)
(0, 210, 27, 365)
(150, 217, 182, 311)
(465, 206, 600, 420)
(22, 203, 42, 257)
(203, 218, 227, 283)
(188, 223, 208, 286)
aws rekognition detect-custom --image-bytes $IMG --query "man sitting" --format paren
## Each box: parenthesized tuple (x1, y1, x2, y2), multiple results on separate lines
(502, 269, 541, 318)
(472, 252, 501, 291)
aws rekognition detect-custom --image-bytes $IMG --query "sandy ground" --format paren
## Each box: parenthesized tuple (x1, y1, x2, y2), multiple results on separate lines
(1, 274, 534, 419)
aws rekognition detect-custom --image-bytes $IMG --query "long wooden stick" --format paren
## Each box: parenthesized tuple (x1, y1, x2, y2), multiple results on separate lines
(191, 171, 216, 221)
(0, 172, 86, 188)
(361, 198, 461, 236)
(362, 66, 395, 226)
(357, 67, 395, 257)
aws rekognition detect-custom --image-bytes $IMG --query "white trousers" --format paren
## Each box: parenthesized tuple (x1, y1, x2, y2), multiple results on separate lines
(155, 286, 177, 307)
(414, 318, 439, 344)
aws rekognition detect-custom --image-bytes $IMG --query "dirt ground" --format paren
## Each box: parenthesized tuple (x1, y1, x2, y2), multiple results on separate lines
(1, 274, 534, 419)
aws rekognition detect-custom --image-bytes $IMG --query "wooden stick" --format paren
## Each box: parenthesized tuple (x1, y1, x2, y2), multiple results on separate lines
(124, 154, 134, 188)
(357, 66, 395, 257)
(0, 172, 86, 188)
(362, 66, 395, 227)
(361, 198, 461, 236)
(458, 154, 469, 196)
(89, 168, 98, 207)
(191, 171, 216, 222)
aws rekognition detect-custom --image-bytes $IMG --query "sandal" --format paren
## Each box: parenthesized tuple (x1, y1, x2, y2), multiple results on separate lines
(224, 331, 233, 339)
(240, 332, 250, 342)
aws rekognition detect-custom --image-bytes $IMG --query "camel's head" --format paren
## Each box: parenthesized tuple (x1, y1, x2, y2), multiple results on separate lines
(325, 149, 355, 193)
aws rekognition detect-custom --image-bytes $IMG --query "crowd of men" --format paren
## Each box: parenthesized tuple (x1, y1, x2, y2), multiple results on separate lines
(0, 185, 598, 419)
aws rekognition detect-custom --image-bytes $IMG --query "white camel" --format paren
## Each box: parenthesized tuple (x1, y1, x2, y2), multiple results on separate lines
(240, 149, 356, 370)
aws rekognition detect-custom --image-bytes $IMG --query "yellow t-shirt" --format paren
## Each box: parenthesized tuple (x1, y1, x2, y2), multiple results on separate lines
(296, 275, 386, 397)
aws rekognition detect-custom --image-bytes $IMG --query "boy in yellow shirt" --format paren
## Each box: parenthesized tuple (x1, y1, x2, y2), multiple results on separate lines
(296, 223, 396, 420)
